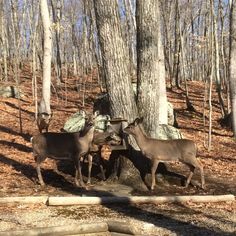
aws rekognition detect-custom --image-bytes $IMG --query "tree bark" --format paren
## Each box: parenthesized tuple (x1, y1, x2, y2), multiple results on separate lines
(50, 0, 63, 86)
(93, 0, 148, 191)
(40, 0, 52, 115)
(229, 0, 236, 137)
(136, 0, 168, 137)
(93, 0, 137, 120)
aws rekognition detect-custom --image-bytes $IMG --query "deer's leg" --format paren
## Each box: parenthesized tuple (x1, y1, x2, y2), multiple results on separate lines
(185, 158, 205, 189)
(151, 160, 159, 190)
(99, 160, 106, 181)
(74, 154, 85, 187)
(199, 165, 205, 189)
(195, 161, 205, 189)
(35, 156, 45, 186)
(87, 154, 93, 184)
(185, 165, 194, 188)
(53, 160, 61, 175)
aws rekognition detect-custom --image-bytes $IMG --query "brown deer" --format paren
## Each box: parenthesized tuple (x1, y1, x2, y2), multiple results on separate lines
(37, 112, 52, 133)
(85, 131, 121, 184)
(31, 113, 97, 187)
(123, 117, 205, 190)
(86, 144, 112, 184)
(36, 101, 52, 133)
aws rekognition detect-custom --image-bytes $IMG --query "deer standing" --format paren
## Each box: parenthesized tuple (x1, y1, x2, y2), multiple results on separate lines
(124, 117, 205, 190)
(31, 113, 97, 187)
(85, 131, 121, 184)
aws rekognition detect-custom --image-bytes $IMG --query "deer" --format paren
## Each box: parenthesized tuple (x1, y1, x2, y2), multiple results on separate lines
(31, 112, 97, 187)
(123, 117, 205, 190)
(84, 131, 121, 184)
(37, 112, 52, 133)
(85, 144, 112, 184)
(36, 101, 52, 133)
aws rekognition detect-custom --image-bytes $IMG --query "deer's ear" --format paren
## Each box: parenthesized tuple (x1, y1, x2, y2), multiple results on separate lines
(134, 117, 143, 126)
(134, 117, 140, 126)
(93, 110, 100, 117)
(138, 117, 144, 124)
(81, 110, 86, 118)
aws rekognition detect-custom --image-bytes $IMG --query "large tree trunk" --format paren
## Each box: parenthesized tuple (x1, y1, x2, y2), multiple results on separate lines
(40, 0, 52, 115)
(93, 0, 137, 120)
(93, 0, 149, 191)
(136, 0, 168, 137)
(229, 0, 236, 137)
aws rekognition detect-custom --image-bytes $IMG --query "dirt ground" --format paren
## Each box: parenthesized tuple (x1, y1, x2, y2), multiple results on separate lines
(0, 69, 235, 235)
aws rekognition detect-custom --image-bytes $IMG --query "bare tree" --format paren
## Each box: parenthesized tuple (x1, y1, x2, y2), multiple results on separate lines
(136, 0, 168, 137)
(94, 0, 154, 190)
(50, 0, 63, 86)
(0, 0, 8, 81)
(212, 0, 227, 117)
(39, 0, 52, 117)
(229, 0, 236, 137)
(93, 0, 137, 120)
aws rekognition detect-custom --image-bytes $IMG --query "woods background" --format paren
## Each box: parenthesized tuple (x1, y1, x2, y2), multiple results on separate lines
(0, 0, 236, 144)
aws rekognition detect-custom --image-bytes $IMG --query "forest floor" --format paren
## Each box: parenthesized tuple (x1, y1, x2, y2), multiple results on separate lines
(0, 67, 235, 235)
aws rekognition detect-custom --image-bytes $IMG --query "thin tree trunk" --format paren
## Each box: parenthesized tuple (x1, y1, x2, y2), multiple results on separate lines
(208, 1, 215, 151)
(50, 0, 63, 86)
(178, 16, 195, 112)
(0, 1, 7, 81)
(212, 0, 227, 117)
(10, 0, 23, 133)
(229, 0, 236, 137)
(173, 0, 181, 89)
(40, 0, 52, 115)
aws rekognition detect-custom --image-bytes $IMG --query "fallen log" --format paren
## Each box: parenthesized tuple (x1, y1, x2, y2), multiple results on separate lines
(0, 222, 108, 236)
(107, 220, 138, 235)
(48, 194, 235, 206)
(0, 195, 234, 206)
(0, 196, 48, 205)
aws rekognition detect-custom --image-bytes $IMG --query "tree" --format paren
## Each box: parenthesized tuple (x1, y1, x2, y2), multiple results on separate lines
(94, 0, 168, 190)
(93, 0, 138, 120)
(50, 0, 63, 86)
(39, 0, 52, 116)
(0, 0, 7, 81)
(229, 0, 236, 137)
(136, 0, 168, 138)
(94, 0, 151, 190)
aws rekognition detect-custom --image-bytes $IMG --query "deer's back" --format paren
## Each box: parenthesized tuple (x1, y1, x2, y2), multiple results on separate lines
(143, 138, 196, 160)
(32, 132, 82, 157)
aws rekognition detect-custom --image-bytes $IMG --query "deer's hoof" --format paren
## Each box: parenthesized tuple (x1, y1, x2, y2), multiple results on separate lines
(39, 181, 45, 187)
(75, 180, 80, 187)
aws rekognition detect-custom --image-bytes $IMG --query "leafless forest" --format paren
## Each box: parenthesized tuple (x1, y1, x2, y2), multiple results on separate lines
(0, 0, 235, 235)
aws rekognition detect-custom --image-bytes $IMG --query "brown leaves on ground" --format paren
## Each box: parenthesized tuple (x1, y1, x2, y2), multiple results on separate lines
(0, 71, 235, 214)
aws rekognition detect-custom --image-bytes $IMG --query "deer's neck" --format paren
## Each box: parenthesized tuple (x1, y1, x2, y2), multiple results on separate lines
(81, 126, 95, 143)
(133, 126, 149, 150)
